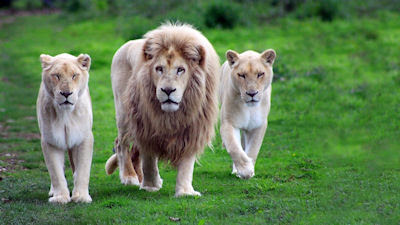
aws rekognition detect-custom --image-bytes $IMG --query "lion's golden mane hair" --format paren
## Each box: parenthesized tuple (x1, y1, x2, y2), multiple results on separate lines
(123, 23, 220, 165)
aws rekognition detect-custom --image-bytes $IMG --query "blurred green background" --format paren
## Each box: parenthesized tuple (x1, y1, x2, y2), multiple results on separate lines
(0, 0, 400, 224)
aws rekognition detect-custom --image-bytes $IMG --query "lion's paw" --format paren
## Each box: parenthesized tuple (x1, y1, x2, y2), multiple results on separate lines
(235, 158, 255, 179)
(120, 175, 140, 186)
(175, 188, 201, 197)
(140, 185, 161, 192)
(140, 177, 163, 192)
(49, 194, 71, 204)
(71, 193, 92, 203)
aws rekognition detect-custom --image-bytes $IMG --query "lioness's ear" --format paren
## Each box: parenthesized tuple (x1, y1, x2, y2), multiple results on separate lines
(77, 54, 91, 71)
(260, 49, 276, 66)
(226, 50, 239, 68)
(40, 54, 53, 70)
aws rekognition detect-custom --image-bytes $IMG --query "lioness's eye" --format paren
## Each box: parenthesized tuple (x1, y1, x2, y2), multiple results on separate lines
(53, 74, 60, 80)
(155, 66, 163, 75)
(257, 72, 264, 78)
(177, 67, 185, 76)
(238, 73, 245, 79)
(72, 74, 77, 80)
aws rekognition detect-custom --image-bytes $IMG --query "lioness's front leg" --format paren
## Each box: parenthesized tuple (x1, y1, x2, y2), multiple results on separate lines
(175, 155, 200, 197)
(140, 151, 163, 192)
(243, 123, 268, 167)
(42, 142, 70, 204)
(220, 123, 254, 179)
(116, 136, 139, 186)
(70, 135, 93, 203)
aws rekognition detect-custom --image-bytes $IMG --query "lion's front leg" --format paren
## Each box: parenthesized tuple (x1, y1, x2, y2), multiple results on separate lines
(175, 155, 201, 197)
(220, 123, 254, 179)
(42, 142, 70, 204)
(70, 135, 93, 203)
(117, 137, 140, 186)
(140, 151, 163, 192)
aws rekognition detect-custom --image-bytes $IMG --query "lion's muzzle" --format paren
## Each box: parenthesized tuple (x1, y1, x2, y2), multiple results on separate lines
(157, 87, 181, 112)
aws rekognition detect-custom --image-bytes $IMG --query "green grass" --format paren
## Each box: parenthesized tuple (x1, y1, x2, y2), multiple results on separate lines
(1, 12, 400, 224)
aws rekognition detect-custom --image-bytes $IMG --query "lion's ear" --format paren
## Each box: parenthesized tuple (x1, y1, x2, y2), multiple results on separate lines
(183, 44, 206, 67)
(226, 50, 239, 68)
(260, 49, 276, 66)
(194, 45, 205, 67)
(143, 39, 154, 61)
(40, 54, 53, 70)
(77, 54, 91, 71)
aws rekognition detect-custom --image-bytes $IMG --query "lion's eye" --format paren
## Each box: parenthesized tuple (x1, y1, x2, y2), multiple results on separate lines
(155, 66, 163, 75)
(257, 72, 264, 78)
(177, 67, 185, 76)
(53, 74, 60, 80)
(238, 73, 245, 79)
(72, 74, 77, 80)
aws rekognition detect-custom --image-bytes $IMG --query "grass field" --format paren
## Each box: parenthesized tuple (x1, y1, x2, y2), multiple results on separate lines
(1, 12, 400, 224)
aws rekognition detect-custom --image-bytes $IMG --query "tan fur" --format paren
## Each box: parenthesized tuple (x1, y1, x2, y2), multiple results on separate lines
(105, 23, 220, 196)
(37, 53, 93, 203)
(219, 49, 276, 179)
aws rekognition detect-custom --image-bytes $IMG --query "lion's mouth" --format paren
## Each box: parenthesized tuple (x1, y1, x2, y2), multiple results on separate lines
(60, 101, 73, 105)
(246, 99, 259, 103)
(162, 99, 179, 105)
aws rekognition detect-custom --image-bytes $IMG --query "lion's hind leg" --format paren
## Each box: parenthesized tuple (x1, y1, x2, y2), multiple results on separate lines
(117, 138, 140, 186)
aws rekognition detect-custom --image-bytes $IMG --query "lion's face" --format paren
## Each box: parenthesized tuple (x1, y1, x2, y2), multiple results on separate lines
(226, 49, 276, 107)
(40, 53, 91, 111)
(151, 50, 191, 112)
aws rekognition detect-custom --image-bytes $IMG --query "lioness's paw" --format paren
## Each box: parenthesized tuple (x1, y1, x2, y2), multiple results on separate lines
(175, 189, 201, 197)
(232, 163, 237, 174)
(48, 185, 54, 197)
(49, 194, 71, 204)
(120, 175, 140, 186)
(235, 159, 254, 179)
(71, 193, 92, 203)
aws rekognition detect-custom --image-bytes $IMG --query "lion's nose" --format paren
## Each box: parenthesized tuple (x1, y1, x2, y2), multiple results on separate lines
(161, 88, 176, 96)
(246, 91, 258, 97)
(60, 91, 73, 98)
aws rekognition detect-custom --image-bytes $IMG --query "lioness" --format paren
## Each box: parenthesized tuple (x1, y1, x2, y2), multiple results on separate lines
(105, 23, 219, 197)
(219, 49, 276, 179)
(37, 53, 93, 203)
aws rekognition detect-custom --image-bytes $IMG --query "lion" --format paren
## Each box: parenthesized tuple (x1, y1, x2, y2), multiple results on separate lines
(105, 23, 220, 197)
(37, 53, 93, 203)
(219, 49, 276, 179)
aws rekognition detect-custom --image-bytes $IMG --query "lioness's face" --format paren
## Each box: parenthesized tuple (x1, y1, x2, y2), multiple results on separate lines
(226, 49, 276, 107)
(40, 54, 91, 110)
(152, 50, 191, 112)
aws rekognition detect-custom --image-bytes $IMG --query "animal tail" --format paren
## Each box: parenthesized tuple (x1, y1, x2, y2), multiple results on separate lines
(105, 153, 118, 175)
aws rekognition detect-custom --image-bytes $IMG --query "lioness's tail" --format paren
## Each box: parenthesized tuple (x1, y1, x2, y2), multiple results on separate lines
(105, 154, 118, 175)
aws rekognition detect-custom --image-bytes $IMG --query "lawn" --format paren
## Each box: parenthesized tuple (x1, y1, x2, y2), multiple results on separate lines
(0, 12, 400, 224)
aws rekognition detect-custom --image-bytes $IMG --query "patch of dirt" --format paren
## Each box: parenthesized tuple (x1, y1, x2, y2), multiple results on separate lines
(0, 152, 26, 175)
(0, 122, 40, 140)
(0, 121, 35, 175)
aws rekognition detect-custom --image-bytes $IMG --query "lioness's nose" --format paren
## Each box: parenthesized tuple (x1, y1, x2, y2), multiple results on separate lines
(246, 91, 258, 97)
(60, 91, 73, 98)
(161, 88, 176, 96)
